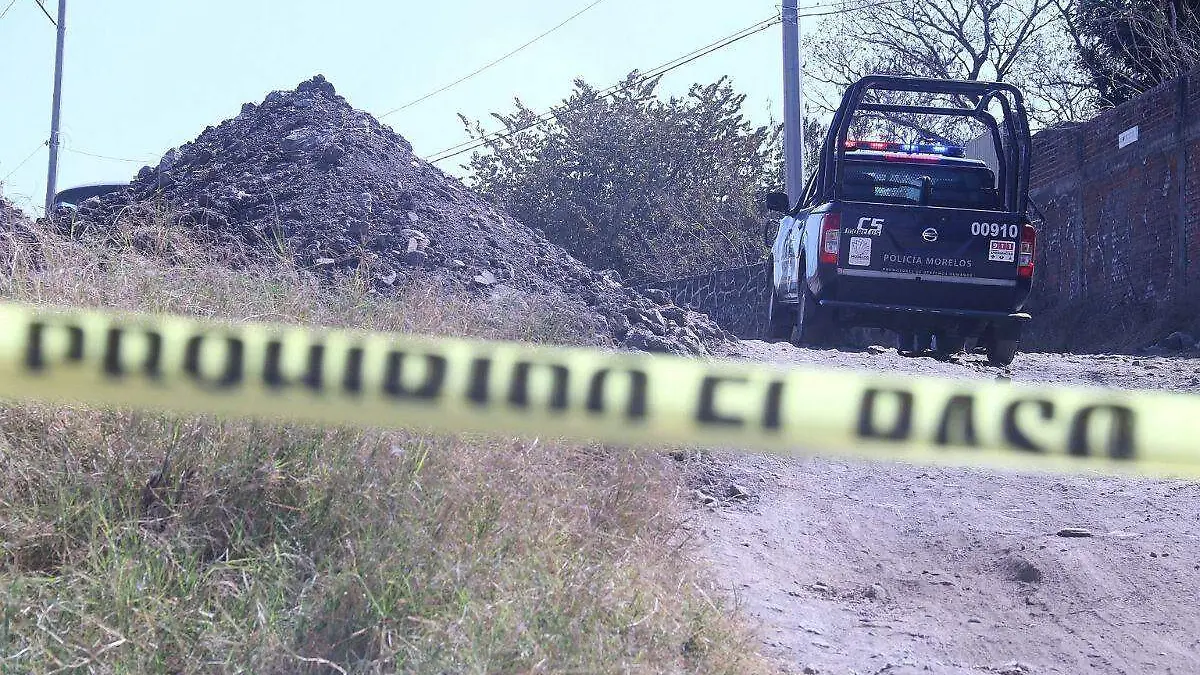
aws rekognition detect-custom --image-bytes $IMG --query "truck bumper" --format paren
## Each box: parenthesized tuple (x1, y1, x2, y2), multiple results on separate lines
(819, 299, 1030, 323)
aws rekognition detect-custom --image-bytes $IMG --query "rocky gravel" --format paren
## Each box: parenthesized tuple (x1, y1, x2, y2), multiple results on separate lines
(724, 340, 1200, 394)
(694, 341, 1200, 674)
(58, 75, 729, 355)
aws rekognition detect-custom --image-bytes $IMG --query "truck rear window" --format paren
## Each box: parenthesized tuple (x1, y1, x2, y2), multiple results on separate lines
(840, 161, 999, 209)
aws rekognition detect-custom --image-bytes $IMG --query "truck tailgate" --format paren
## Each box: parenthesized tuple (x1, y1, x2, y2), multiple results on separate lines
(837, 204, 1020, 283)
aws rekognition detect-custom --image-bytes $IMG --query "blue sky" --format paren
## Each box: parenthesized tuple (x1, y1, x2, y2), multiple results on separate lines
(0, 0, 825, 215)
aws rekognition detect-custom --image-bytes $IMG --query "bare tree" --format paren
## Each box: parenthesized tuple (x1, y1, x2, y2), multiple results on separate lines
(808, 0, 1092, 138)
(1055, 0, 1200, 107)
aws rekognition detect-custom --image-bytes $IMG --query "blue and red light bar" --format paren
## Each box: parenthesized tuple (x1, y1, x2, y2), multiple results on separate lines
(843, 139, 965, 157)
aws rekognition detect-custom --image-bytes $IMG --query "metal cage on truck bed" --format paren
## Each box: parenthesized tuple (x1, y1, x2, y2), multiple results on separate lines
(808, 76, 1033, 219)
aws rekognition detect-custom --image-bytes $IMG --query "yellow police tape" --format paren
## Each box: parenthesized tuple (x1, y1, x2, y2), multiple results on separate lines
(0, 301, 1195, 477)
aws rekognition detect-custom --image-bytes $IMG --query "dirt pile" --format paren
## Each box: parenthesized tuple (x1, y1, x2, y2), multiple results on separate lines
(0, 196, 30, 229)
(0, 196, 40, 251)
(65, 75, 730, 354)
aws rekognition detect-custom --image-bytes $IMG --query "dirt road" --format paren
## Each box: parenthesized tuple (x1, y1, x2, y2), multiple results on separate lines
(695, 343, 1200, 674)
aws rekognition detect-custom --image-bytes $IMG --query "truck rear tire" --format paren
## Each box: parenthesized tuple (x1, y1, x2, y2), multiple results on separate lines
(791, 285, 836, 347)
(986, 339, 1019, 366)
(984, 324, 1021, 366)
(933, 334, 967, 359)
(898, 332, 932, 357)
(764, 291, 795, 342)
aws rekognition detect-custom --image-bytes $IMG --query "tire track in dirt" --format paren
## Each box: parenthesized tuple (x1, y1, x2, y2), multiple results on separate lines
(694, 343, 1200, 674)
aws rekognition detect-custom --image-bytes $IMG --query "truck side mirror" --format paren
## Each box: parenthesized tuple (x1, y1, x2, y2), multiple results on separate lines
(764, 192, 790, 213)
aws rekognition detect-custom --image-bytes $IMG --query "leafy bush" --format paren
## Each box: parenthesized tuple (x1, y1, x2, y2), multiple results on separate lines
(462, 75, 779, 283)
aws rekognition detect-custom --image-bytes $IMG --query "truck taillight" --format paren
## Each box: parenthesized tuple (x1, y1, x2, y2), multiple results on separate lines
(819, 213, 841, 265)
(1018, 223, 1036, 278)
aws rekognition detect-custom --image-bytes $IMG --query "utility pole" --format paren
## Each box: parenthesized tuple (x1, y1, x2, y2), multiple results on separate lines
(781, 0, 805, 204)
(43, 0, 67, 215)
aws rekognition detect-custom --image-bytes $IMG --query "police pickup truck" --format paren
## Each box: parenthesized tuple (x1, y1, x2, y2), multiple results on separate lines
(764, 76, 1036, 366)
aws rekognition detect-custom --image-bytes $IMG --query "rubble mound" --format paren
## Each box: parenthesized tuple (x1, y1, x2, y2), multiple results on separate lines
(0, 196, 29, 228)
(68, 75, 729, 354)
(0, 196, 38, 244)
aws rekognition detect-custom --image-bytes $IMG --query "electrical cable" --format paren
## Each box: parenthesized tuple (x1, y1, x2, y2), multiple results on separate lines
(425, 0, 909, 164)
(790, 0, 907, 19)
(429, 15, 780, 160)
(427, 14, 780, 163)
(1, 141, 47, 183)
(0, 0, 21, 21)
(64, 146, 152, 164)
(380, 0, 611, 119)
(31, 0, 54, 26)
(428, 25, 776, 162)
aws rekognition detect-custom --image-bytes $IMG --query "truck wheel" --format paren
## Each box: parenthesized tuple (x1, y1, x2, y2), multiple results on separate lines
(791, 286, 834, 347)
(933, 334, 967, 359)
(986, 339, 1019, 366)
(764, 292, 795, 342)
(898, 332, 932, 357)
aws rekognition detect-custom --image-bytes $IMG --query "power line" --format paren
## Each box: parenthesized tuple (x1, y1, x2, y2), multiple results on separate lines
(428, 20, 777, 162)
(429, 15, 780, 161)
(1, 141, 47, 183)
(426, 0, 908, 165)
(427, 14, 780, 163)
(790, 0, 904, 19)
(0, 0, 20, 20)
(64, 146, 152, 164)
(380, 0, 610, 119)
(31, 0, 54, 25)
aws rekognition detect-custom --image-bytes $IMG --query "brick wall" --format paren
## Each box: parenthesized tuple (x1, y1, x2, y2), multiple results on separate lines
(1030, 72, 1199, 315)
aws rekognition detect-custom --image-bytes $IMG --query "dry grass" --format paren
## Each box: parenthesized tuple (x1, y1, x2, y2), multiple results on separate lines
(1025, 292, 1200, 353)
(0, 206, 608, 345)
(0, 214, 764, 674)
